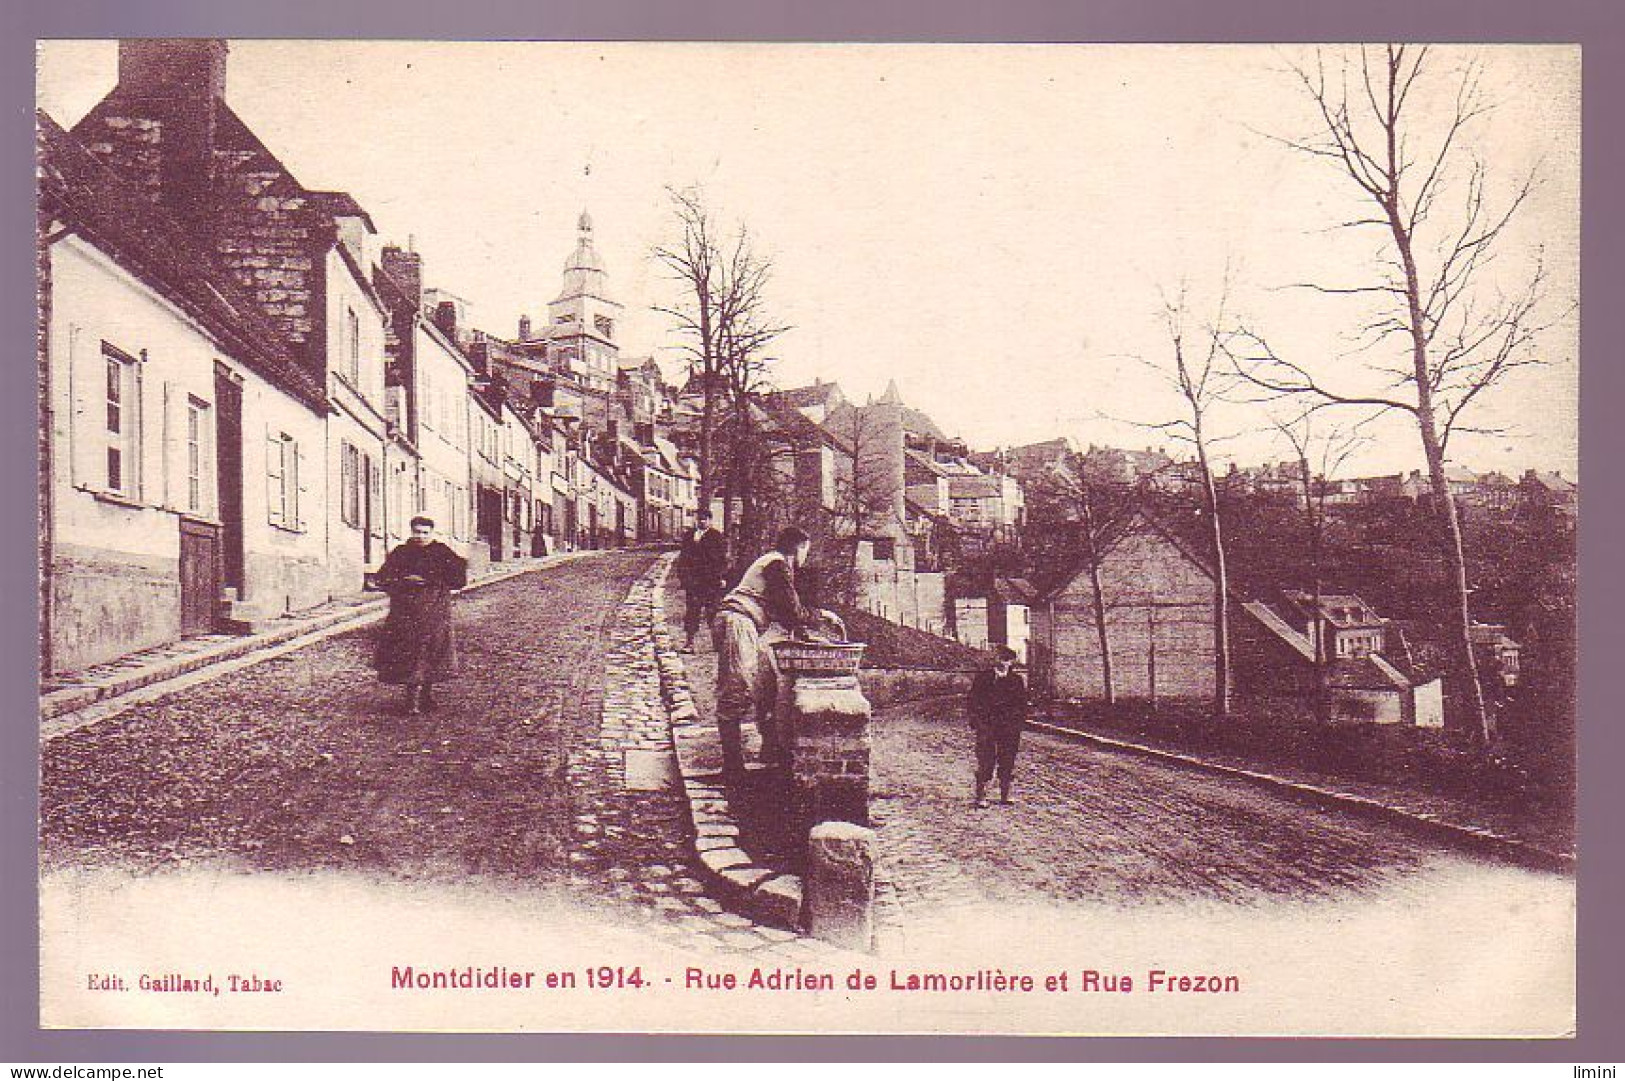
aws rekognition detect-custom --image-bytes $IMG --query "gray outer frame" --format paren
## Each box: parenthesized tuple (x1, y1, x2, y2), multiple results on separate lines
(3, 0, 1618, 1064)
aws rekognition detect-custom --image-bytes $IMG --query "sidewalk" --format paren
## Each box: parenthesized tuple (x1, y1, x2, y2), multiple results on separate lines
(40, 549, 595, 741)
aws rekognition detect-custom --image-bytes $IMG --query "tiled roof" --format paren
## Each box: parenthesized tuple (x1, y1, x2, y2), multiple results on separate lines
(1242, 601, 1317, 663)
(993, 577, 1038, 604)
(772, 382, 843, 410)
(307, 190, 375, 230)
(905, 448, 951, 476)
(38, 111, 327, 414)
(1326, 654, 1414, 691)
(1524, 471, 1577, 493)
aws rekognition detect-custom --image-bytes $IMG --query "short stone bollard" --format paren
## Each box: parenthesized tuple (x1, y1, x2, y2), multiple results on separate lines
(806, 820, 877, 951)
(771, 640, 871, 833)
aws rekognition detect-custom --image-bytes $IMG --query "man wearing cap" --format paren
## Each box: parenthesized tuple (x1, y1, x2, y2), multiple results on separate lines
(675, 510, 728, 653)
(710, 525, 816, 776)
(968, 644, 1028, 808)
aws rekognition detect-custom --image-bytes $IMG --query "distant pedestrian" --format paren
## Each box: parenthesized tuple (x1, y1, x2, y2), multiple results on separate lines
(675, 510, 728, 652)
(374, 516, 468, 715)
(711, 525, 815, 776)
(968, 645, 1027, 808)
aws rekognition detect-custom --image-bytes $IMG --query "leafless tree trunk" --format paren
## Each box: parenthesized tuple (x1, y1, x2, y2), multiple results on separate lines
(1231, 46, 1561, 744)
(715, 224, 790, 553)
(1145, 285, 1238, 720)
(653, 186, 722, 515)
(1274, 411, 1363, 724)
(825, 403, 900, 607)
(1081, 491, 1116, 707)
(656, 187, 790, 554)
(1030, 452, 1150, 707)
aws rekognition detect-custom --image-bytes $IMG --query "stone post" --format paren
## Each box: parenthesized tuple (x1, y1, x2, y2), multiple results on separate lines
(806, 820, 876, 952)
(772, 642, 871, 832)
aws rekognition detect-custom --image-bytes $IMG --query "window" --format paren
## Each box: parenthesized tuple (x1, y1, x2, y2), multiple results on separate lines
(346, 307, 361, 386)
(186, 396, 212, 514)
(367, 456, 382, 532)
(594, 314, 614, 339)
(103, 346, 140, 496)
(340, 442, 362, 527)
(267, 432, 301, 529)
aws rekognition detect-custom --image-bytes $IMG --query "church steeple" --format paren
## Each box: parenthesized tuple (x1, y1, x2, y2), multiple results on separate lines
(556, 207, 610, 303)
(545, 209, 623, 394)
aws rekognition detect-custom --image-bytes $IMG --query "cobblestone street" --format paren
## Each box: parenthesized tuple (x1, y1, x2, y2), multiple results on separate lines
(41, 551, 660, 881)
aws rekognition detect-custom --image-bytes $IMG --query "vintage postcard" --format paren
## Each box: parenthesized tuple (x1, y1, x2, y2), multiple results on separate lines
(34, 40, 1578, 1036)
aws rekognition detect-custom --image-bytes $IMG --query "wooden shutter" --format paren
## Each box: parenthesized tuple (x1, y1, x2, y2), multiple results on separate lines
(66, 326, 95, 488)
(160, 381, 179, 510)
(265, 429, 285, 528)
(131, 356, 146, 502)
(294, 441, 310, 531)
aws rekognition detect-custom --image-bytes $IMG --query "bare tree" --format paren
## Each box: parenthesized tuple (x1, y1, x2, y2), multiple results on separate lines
(655, 187, 790, 552)
(1272, 409, 1365, 724)
(1134, 283, 1239, 719)
(826, 403, 903, 608)
(1027, 452, 1149, 706)
(1231, 46, 1561, 743)
(714, 224, 790, 552)
(652, 186, 723, 514)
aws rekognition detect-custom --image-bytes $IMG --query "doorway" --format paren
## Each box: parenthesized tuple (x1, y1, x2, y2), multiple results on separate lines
(179, 518, 221, 637)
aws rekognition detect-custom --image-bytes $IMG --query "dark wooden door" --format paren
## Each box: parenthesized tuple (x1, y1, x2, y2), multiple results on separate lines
(179, 519, 221, 637)
(213, 364, 245, 594)
(479, 486, 503, 561)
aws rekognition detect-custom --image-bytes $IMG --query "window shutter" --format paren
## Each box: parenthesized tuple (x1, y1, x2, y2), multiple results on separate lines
(203, 398, 218, 518)
(339, 442, 354, 527)
(266, 428, 285, 528)
(66, 327, 95, 487)
(125, 357, 145, 502)
(294, 442, 310, 530)
(160, 381, 178, 511)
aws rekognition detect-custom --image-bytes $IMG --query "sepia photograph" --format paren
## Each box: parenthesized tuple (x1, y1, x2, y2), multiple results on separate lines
(32, 38, 1579, 1036)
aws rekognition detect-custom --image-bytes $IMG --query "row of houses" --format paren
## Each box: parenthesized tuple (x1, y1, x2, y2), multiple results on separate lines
(38, 40, 698, 677)
(1237, 461, 1578, 516)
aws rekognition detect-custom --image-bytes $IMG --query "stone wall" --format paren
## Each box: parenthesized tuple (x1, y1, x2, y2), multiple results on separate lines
(49, 544, 179, 673)
(783, 674, 871, 832)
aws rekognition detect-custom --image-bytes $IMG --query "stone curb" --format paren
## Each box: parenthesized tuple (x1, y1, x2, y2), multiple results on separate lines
(41, 551, 594, 738)
(1025, 717, 1575, 875)
(643, 556, 805, 931)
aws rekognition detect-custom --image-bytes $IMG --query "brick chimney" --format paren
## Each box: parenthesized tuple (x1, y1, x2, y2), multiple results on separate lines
(433, 300, 458, 340)
(115, 39, 228, 225)
(518, 314, 532, 341)
(381, 245, 423, 305)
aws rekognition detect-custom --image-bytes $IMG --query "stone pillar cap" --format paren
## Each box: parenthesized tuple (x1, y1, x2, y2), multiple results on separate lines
(809, 820, 875, 841)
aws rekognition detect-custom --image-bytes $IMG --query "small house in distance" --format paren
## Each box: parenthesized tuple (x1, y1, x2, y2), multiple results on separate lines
(1469, 622, 1523, 689)
(1029, 511, 1444, 727)
(1029, 512, 1224, 704)
(952, 576, 1038, 664)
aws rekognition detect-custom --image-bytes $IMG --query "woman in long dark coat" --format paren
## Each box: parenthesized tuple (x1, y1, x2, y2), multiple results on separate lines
(374, 515, 467, 714)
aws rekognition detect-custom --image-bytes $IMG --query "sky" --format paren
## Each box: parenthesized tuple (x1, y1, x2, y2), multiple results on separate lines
(36, 41, 1580, 479)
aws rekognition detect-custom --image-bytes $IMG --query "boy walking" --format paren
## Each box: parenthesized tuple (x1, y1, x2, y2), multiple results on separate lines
(968, 645, 1027, 808)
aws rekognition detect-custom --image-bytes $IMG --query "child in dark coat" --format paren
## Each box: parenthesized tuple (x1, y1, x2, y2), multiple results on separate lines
(968, 645, 1027, 808)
